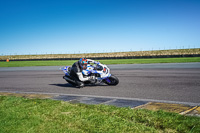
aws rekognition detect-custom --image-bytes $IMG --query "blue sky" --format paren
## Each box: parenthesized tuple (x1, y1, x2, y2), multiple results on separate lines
(0, 0, 200, 55)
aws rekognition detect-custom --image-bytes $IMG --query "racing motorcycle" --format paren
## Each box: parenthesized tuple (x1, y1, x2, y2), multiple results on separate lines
(61, 61, 119, 87)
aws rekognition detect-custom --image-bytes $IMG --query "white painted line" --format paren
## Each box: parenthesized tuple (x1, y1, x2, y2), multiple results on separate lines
(100, 99, 116, 105)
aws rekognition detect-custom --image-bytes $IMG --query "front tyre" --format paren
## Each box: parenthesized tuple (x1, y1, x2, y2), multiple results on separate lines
(104, 75, 119, 86)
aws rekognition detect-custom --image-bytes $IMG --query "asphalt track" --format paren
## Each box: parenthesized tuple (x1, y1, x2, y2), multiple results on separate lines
(0, 63, 200, 105)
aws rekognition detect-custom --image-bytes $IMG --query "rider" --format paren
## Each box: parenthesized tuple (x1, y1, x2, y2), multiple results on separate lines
(70, 58, 97, 88)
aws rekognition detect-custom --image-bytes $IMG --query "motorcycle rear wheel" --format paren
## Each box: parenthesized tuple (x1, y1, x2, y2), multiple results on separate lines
(63, 76, 77, 86)
(67, 80, 77, 86)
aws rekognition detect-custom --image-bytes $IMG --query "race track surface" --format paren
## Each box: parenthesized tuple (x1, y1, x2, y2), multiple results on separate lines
(0, 63, 200, 104)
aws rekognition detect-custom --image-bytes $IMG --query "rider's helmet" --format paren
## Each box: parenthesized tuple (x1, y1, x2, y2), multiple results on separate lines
(79, 58, 88, 70)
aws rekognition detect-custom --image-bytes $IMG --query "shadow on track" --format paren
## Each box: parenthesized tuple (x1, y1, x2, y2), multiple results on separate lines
(49, 83, 76, 88)
(49, 83, 108, 88)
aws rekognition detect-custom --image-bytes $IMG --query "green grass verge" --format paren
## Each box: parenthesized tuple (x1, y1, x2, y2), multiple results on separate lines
(0, 57, 200, 67)
(0, 96, 200, 133)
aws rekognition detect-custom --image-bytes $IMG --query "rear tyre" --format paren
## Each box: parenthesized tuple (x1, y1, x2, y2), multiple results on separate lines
(63, 76, 77, 86)
(67, 81, 77, 86)
(104, 75, 119, 86)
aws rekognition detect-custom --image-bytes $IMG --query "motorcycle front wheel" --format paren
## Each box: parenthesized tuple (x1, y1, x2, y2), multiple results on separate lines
(104, 75, 119, 86)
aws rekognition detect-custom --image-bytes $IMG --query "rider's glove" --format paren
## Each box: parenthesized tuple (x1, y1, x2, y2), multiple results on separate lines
(82, 70, 90, 76)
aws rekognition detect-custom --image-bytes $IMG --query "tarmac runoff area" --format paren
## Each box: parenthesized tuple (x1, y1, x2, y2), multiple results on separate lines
(0, 92, 200, 117)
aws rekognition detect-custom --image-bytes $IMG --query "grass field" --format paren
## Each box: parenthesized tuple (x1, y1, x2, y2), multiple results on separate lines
(0, 57, 200, 67)
(0, 48, 200, 60)
(0, 96, 200, 133)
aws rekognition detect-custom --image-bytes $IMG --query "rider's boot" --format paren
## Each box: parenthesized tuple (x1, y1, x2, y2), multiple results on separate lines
(88, 76, 97, 84)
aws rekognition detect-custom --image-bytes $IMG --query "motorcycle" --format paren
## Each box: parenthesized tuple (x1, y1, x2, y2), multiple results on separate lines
(61, 61, 119, 87)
